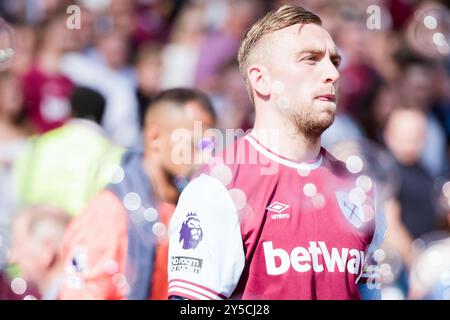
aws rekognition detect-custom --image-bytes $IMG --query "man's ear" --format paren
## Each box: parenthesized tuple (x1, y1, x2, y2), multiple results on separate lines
(248, 64, 271, 97)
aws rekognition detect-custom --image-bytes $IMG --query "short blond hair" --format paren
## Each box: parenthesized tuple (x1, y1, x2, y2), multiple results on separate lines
(237, 5, 322, 95)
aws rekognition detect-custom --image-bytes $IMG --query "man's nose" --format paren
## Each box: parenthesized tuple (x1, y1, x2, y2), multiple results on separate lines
(322, 60, 340, 84)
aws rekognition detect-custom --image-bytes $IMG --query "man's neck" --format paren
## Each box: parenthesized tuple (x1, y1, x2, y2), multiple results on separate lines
(252, 113, 321, 163)
(142, 157, 179, 205)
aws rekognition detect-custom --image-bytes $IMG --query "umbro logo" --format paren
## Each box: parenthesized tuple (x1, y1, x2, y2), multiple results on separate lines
(267, 201, 290, 220)
(267, 201, 289, 213)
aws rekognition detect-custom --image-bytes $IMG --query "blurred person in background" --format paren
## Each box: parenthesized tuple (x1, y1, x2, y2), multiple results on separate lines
(21, 9, 75, 134)
(383, 108, 441, 281)
(105, 0, 184, 51)
(90, 29, 134, 87)
(85, 28, 141, 147)
(59, 88, 215, 300)
(409, 237, 450, 300)
(396, 51, 448, 177)
(356, 82, 401, 144)
(106, 0, 136, 39)
(8, 22, 36, 77)
(9, 204, 71, 299)
(431, 64, 450, 153)
(13, 86, 123, 216)
(60, 25, 140, 148)
(209, 59, 254, 133)
(194, 0, 262, 91)
(159, 2, 205, 89)
(0, 71, 30, 276)
(365, 29, 402, 85)
(0, 0, 71, 25)
(134, 43, 163, 128)
(131, 0, 182, 48)
(0, 71, 29, 162)
(64, 4, 96, 54)
(31, 0, 72, 25)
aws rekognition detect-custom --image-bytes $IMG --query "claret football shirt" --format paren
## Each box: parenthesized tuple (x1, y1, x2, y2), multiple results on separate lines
(168, 133, 385, 300)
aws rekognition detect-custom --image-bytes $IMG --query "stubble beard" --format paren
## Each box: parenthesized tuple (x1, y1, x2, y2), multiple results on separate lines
(281, 103, 335, 140)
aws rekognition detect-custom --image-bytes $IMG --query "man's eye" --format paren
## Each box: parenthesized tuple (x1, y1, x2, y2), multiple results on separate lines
(304, 55, 318, 63)
(332, 59, 341, 67)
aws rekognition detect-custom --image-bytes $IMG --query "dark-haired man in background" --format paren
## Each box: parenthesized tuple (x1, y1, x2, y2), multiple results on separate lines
(59, 88, 215, 299)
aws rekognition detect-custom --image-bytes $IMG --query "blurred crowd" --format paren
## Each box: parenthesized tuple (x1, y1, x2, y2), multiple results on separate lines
(0, 0, 449, 300)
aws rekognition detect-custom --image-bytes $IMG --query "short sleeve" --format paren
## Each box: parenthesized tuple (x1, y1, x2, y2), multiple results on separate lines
(168, 174, 245, 300)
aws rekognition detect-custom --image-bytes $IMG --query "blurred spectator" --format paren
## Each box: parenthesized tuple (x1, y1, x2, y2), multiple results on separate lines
(87, 28, 140, 146)
(160, 3, 205, 89)
(59, 88, 216, 300)
(13, 86, 123, 216)
(106, 0, 136, 38)
(321, 114, 363, 150)
(22, 10, 74, 133)
(431, 62, 450, 153)
(0, 71, 29, 154)
(210, 59, 253, 132)
(131, 0, 182, 48)
(388, 0, 414, 31)
(409, 236, 450, 300)
(396, 50, 448, 177)
(69, 86, 106, 124)
(0, 0, 71, 25)
(9, 204, 71, 299)
(335, 18, 370, 69)
(90, 29, 134, 85)
(9, 22, 36, 76)
(0, 71, 29, 270)
(134, 43, 163, 127)
(361, 83, 401, 144)
(366, 30, 401, 84)
(194, 0, 262, 90)
(67, 5, 96, 54)
(60, 29, 140, 148)
(383, 108, 440, 267)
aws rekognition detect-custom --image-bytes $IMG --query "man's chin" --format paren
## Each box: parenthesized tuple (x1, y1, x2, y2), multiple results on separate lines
(314, 100, 337, 113)
(309, 115, 335, 137)
(294, 120, 334, 139)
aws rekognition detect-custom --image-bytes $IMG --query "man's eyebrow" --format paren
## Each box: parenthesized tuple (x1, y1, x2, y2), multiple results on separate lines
(296, 48, 342, 61)
(296, 49, 324, 56)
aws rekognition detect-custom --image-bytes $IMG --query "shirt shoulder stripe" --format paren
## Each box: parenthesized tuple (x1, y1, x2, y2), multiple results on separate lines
(169, 279, 226, 300)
